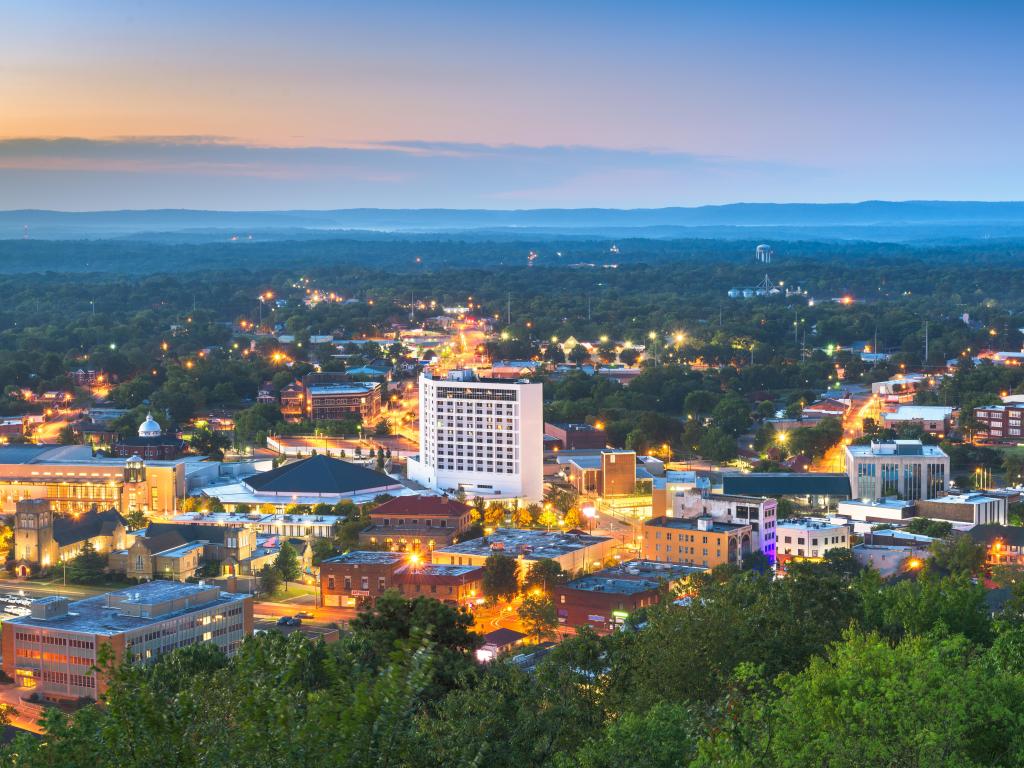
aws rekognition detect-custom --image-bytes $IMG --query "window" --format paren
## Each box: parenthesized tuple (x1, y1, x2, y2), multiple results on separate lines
(327, 576, 335, 590)
(344, 576, 352, 590)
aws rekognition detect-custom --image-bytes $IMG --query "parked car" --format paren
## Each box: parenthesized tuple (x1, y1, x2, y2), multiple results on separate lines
(276, 616, 292, 626)
(295, 611, 313, 619)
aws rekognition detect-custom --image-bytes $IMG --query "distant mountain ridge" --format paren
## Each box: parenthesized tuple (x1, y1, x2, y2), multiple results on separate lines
(4, 201, 1024, 241)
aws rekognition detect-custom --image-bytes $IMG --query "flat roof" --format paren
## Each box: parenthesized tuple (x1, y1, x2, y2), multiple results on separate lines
(923, 493, 1002, 506)
(776, 517, 850, 531)
(838, 497, 914, 509)
(882, 406, 953, 420)
(436, 528, 612, 559)
(307, 383, 378, 396)
(6, 582, 248, 635)
(563, 575, 661, 596)
(722, 472, 851, 497)
(321, 550, 406, 565)
(154, 541, 206, 559)
(645, 516, 748, 533)
(846, 441, 948, 458)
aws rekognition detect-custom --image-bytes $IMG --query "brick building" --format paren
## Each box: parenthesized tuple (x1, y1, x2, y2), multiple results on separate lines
(358, 494, 475, 552)
(974, 404, 1024, 443)
(1, 582, 252, 700)
(393, 563, 484, 607)
(554, 560, 704, 634)
(280, 373, 381, 424)
(544, 422, 607, 451)
(319, 551, 406, 608)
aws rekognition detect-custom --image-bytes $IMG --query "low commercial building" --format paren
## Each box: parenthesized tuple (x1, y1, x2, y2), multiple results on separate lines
(319, 551, 406, 608)
(554, 560, 704, 634)
(358, 494, 474, 552)
(775, 517, 852, 569)
(845, 440, 949, 501)
(109, 523, 260, 581)
(1, 582, 252, 700)
(642, 516, 752, 568)
(432, 528, 615, 575)
(916, 493, 1007, 526)
(881, 406, 954, 438)
(721, 472, 851, 504)
(393, 563, 484, 607)
(836, 497, 916, 528)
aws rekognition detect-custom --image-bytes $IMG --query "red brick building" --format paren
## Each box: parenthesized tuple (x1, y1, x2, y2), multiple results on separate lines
(393, 563, 483, 607)
(359, 494, 475, 552)
(974, 404, 1024, 443)
(319, 551, 405, 608)
(553, 560, 704, 634)
(279, 373, 381, 424)
(544, 422, 607, 450)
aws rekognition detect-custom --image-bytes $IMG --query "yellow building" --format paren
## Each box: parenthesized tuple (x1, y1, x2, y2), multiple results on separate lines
(642, 515, 752, 569)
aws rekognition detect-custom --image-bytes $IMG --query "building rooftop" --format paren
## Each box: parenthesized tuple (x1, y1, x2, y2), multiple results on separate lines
(369, 494, 470, 518)
(775, 517, 850, 531)
(321, 550, 406, 566)
(5, 581, 248, 635)
(52, 507, 127, 547)
(882, 406, 954, 421)
(645, 516, 749, 533)
(923, 493, 1003, 506)
(722, 472, 851, 497)
(845, 440, 948, 458)
(243, 454, 400, 495)
(436, 528, 612, 559)
(562, 575, 662, 595)
(393, 564, 483, 584)
(153, 541, 206, 559)
(839, 497, 914, 509)
(306, 383, 379, 396)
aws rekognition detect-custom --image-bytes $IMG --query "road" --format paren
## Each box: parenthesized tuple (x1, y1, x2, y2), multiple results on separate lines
(812, 394, 880, 473)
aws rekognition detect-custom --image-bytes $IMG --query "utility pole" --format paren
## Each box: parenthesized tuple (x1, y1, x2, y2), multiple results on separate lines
(587, 295, 592, 322)
(507, 292, 511, 325)
(924, 321, 929, 366)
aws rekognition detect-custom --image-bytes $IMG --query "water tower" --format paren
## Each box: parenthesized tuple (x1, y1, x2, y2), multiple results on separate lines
(755, 244, 773, 264)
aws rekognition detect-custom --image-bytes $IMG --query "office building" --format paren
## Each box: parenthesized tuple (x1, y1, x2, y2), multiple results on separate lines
(775, 517, 851, 569)
(974, 404, 1024, 443)
(916, 493, 1007, 526)
(544, 422, 607, 451)
(642, 516, 752, 568)
(1, 582, 252, 700)
(407, 370, 543, 501)
(845, 440, 948, 501)
(280, 373, 381, 424)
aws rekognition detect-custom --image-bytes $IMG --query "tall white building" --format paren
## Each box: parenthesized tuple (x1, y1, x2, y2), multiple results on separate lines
(407, 370, 543, 502)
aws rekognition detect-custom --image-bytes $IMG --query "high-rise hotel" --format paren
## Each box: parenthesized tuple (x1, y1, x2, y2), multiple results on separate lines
(407, 370, 543, 502)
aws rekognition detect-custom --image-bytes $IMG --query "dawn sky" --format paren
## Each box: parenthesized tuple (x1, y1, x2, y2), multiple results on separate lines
(2, 1, 1023, 209)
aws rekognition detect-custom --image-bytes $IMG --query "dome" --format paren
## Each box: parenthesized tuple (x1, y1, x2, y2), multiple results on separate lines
(138, 412, 162, 438)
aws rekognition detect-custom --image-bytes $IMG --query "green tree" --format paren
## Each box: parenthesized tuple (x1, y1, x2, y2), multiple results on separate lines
(124, 508, 148, 531)
(258, 564, 282, 597)
(273, 541, 301, 589)
(66, 541, 107, 584)
(522, 558, 568, 594)
(518, 595, 558, 642)
(482, 553, 519, 604)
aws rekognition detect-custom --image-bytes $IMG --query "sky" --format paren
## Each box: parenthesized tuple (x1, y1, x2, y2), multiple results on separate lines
(1, 0, 1023, 210)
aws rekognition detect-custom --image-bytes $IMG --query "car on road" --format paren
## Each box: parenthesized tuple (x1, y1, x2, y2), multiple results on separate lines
(295, 611, 313, 619)
(276, 616, 293, 626)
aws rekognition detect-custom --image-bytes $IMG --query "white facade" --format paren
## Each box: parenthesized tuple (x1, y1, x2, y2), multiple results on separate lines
(408, 370, 543, 502)
(845, 440, 949, 501)
(776, 517, 851, 561)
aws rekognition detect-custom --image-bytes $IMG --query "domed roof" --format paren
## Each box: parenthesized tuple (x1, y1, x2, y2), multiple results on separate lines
(138, 412, 162, 438)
